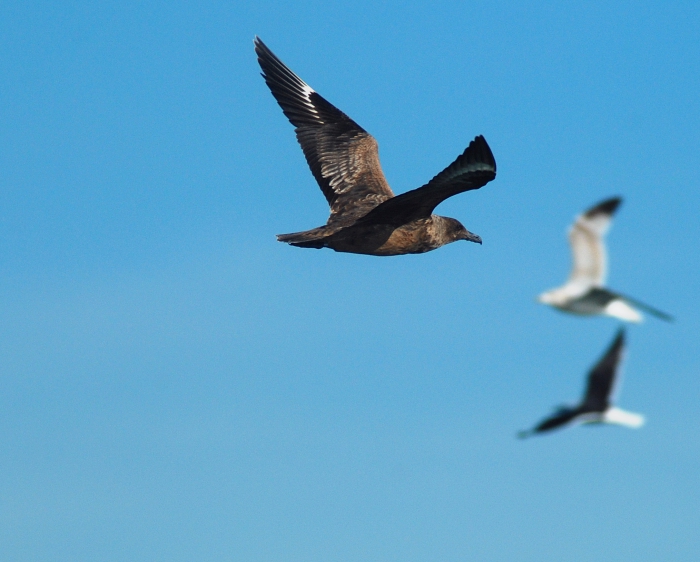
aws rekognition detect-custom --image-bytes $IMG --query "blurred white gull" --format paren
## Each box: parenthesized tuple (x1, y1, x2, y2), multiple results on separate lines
(518, 328, 644, 438)
(538, 197, 672, 323)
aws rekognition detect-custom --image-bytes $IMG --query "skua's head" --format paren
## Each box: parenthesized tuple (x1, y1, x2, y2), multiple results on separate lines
(443, 217, 482, 245)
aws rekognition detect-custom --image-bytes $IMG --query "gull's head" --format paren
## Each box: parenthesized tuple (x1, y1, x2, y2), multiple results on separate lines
(537, 290, 556, 305)
(536, 288, 570, 307)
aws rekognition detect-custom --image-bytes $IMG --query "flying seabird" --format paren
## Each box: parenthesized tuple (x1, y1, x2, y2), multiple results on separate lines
(538, 197, 673, 322)
(254, 37, 497, 256)
(518, 328, 645, 438)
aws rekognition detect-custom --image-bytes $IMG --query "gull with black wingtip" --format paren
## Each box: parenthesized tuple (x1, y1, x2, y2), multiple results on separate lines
(518, 328, 645, 438)
(538, 197, 672, 322)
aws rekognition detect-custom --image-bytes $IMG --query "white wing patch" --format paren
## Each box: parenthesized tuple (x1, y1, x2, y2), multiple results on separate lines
(298, 82, 322, 120)
(301, 82, 315, 97)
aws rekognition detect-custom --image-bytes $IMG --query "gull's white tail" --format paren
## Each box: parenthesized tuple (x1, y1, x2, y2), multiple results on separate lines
(603, 407, 645, 428)
(604, 299, 643, 323)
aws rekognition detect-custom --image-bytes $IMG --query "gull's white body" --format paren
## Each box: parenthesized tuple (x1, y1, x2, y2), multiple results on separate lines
(538, 197, 670, 323)
(573, 406, 645, 428)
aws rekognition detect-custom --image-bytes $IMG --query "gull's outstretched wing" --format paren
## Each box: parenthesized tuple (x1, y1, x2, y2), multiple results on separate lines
(357, 135, 496, 226)
(567, 197, 622, 290)
(582, 288, 675, 323)
(517, 406, 580, 438)
(619, 293, 675, 323)
(255, 37, 394, 224)
(581, 328, 626, 412)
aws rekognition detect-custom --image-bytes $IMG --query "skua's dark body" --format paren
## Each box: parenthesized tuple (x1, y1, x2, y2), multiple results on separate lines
(255, 37, 497, 256)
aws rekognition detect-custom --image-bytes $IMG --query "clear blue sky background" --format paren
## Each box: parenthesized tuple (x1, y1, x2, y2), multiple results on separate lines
(1, 1, 698, 560)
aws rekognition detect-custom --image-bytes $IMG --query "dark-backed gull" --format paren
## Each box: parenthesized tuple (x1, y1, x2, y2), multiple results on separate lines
(518, 328, 645, 438)
(255, 37, 497, 256)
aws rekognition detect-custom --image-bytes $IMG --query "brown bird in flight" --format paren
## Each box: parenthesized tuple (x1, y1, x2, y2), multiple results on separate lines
(255, 37, 497, 256)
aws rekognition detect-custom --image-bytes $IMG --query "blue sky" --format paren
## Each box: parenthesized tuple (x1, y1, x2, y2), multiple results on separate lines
(1, 1, 699, 560)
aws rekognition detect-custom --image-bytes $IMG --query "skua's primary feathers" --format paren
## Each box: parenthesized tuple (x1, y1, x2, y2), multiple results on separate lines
(254, 37, 497, 256)
(518, 328, 644, 438)
(538, 197, 672, 322)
